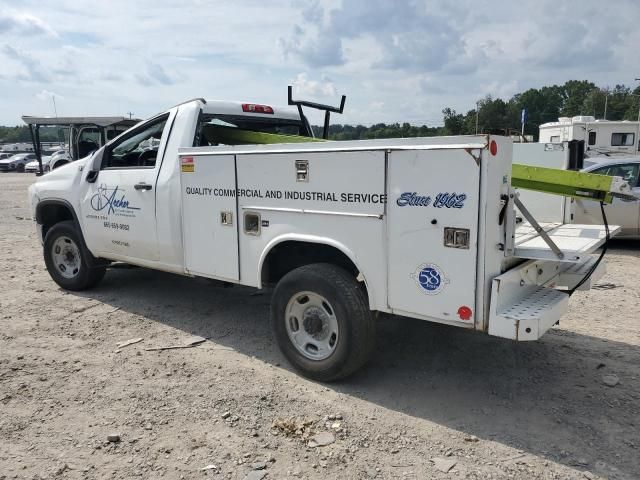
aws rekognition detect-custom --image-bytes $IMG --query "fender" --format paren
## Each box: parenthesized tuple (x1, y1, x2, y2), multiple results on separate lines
(35, 198, 80, 230)
(35, 198, 104, 266)
(257, 233, 377, 309)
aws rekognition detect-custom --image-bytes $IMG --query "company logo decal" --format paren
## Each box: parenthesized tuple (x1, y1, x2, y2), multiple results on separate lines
(396, 192, 466, 208)
(411, 263, 449, 295)
(90, 184, 140, 217)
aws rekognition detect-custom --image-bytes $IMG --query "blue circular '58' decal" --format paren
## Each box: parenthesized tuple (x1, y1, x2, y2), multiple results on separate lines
(418, 266, 441, 292)
(412, 263, 448, 295)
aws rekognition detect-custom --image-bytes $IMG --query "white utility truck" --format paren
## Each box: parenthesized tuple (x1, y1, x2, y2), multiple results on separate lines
(29, 95, 632, 381)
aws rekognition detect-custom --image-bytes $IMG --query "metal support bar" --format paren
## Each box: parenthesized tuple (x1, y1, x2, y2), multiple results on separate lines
(28, 124, 43, 176)
(513, 195, 564, 260)
(323, 111, 331, 139)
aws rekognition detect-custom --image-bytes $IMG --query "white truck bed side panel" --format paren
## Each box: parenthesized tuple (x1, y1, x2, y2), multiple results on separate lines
(180, 154, 239, 280)
(235, 151, 388, 310)
(386, 148, 480, 326)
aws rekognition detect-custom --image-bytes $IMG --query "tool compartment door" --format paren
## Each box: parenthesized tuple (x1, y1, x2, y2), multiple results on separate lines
(387, 149, 480, 324)
(180, 154, 239, 281)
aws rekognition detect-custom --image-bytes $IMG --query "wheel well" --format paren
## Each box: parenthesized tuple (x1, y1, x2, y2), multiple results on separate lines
(261, 241, 361, 287)
(37, 203, 75, 239)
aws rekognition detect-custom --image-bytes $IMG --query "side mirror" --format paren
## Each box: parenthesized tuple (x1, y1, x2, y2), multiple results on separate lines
(86, 147, 104, 183)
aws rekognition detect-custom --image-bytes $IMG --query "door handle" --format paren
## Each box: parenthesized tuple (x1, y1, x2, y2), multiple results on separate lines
(134, 182, 152, 191)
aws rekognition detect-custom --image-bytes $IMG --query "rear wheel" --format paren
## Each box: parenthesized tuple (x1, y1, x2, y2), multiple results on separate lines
(43, 221, 106, 290)
(271, 263, 375, 381)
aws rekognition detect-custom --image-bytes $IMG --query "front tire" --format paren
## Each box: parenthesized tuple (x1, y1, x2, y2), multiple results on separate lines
(271, 263, 375, 382)
(43, 221, 106, 291)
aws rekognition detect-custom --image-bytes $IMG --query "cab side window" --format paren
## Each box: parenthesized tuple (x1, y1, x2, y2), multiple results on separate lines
(592, 164, 640, 187)
(103, 115, 169, 169)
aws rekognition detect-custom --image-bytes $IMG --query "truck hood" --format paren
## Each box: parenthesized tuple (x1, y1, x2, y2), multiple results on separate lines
(31, 156, 89, 190)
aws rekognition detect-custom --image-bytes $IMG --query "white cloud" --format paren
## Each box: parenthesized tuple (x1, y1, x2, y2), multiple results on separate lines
(0, 0, 639, 126)
(2, 44, 51, 83)
(0, 11, 58, 37)
(292, 73, 337, 97)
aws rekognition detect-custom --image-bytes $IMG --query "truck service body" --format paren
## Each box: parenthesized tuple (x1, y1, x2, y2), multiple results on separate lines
(29, 98, 622, 380)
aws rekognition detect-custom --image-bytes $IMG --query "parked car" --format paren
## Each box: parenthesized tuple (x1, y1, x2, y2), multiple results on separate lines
(24, 149, 68, 173)
(0, 152, 14, 161)
(25, 155, 51, 173)
(0, 153, 36, 172)
(573, 157, 640, 237)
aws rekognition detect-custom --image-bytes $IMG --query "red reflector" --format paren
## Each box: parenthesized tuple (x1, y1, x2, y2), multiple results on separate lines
(457, 306, 472, 321)
(242, 103, 274, 114)
(490, 140, 498, 156)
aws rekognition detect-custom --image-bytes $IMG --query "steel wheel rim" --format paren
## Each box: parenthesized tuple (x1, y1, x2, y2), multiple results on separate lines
(51, 236, 81, 279)
(285, 291, 339, 361)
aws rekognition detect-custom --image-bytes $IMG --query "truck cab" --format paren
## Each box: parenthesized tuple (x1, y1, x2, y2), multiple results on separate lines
(29, 99, 311, 270)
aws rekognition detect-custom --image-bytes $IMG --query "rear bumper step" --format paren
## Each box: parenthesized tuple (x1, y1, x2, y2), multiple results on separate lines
(491, 286, 568, 341)
(488, 255, 604, 341)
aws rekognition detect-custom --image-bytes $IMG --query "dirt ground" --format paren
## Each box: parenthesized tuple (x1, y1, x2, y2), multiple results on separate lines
(1, 172, 638, 480)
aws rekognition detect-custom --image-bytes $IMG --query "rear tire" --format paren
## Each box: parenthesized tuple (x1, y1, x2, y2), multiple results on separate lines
(271, 263, 375, 382)
(43, 221, 106, 291)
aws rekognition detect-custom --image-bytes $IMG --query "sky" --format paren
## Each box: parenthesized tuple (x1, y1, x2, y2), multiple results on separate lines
(1, 0, 639, 127)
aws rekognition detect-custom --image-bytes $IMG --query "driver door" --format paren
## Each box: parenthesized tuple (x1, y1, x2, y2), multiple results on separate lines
(80, 113, 173, 261)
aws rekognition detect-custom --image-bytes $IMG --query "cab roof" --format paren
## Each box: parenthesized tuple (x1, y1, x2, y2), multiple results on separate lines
(21, 116, 141, 128)
(200, 100, 301, 122)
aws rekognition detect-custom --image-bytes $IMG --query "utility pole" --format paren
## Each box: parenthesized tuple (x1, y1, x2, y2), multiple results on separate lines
(475, 101, 479, 134)
(635, 79, 640, 153)
(52, 94, 58, 117)
(603, 92, 608, 120)
(127, 111, 134, 119)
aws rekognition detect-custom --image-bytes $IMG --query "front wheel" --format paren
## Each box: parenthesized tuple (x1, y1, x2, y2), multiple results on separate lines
(43, 221, 106, 291)
(271, 263, 375, 382)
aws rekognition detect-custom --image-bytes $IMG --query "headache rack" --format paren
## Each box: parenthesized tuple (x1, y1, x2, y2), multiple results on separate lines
(287, 85, 346, 140)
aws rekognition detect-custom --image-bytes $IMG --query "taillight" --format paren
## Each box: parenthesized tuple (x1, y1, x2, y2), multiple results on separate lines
(457, 306, 472, 321)
(242, 104, 274, 114)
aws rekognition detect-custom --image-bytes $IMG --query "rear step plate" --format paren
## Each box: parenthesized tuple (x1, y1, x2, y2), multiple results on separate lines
(489, 285, 569, 341)
(514, 223, 619, 262)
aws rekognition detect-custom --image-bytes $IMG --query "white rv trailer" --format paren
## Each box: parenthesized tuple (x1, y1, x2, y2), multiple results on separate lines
(539, 116, 640, 157)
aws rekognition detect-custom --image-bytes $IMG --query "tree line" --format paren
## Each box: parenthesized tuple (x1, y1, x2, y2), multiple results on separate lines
(3, 80, 639, 144)
(0, 126, 63, 144)
(316, 80, 640, 141)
